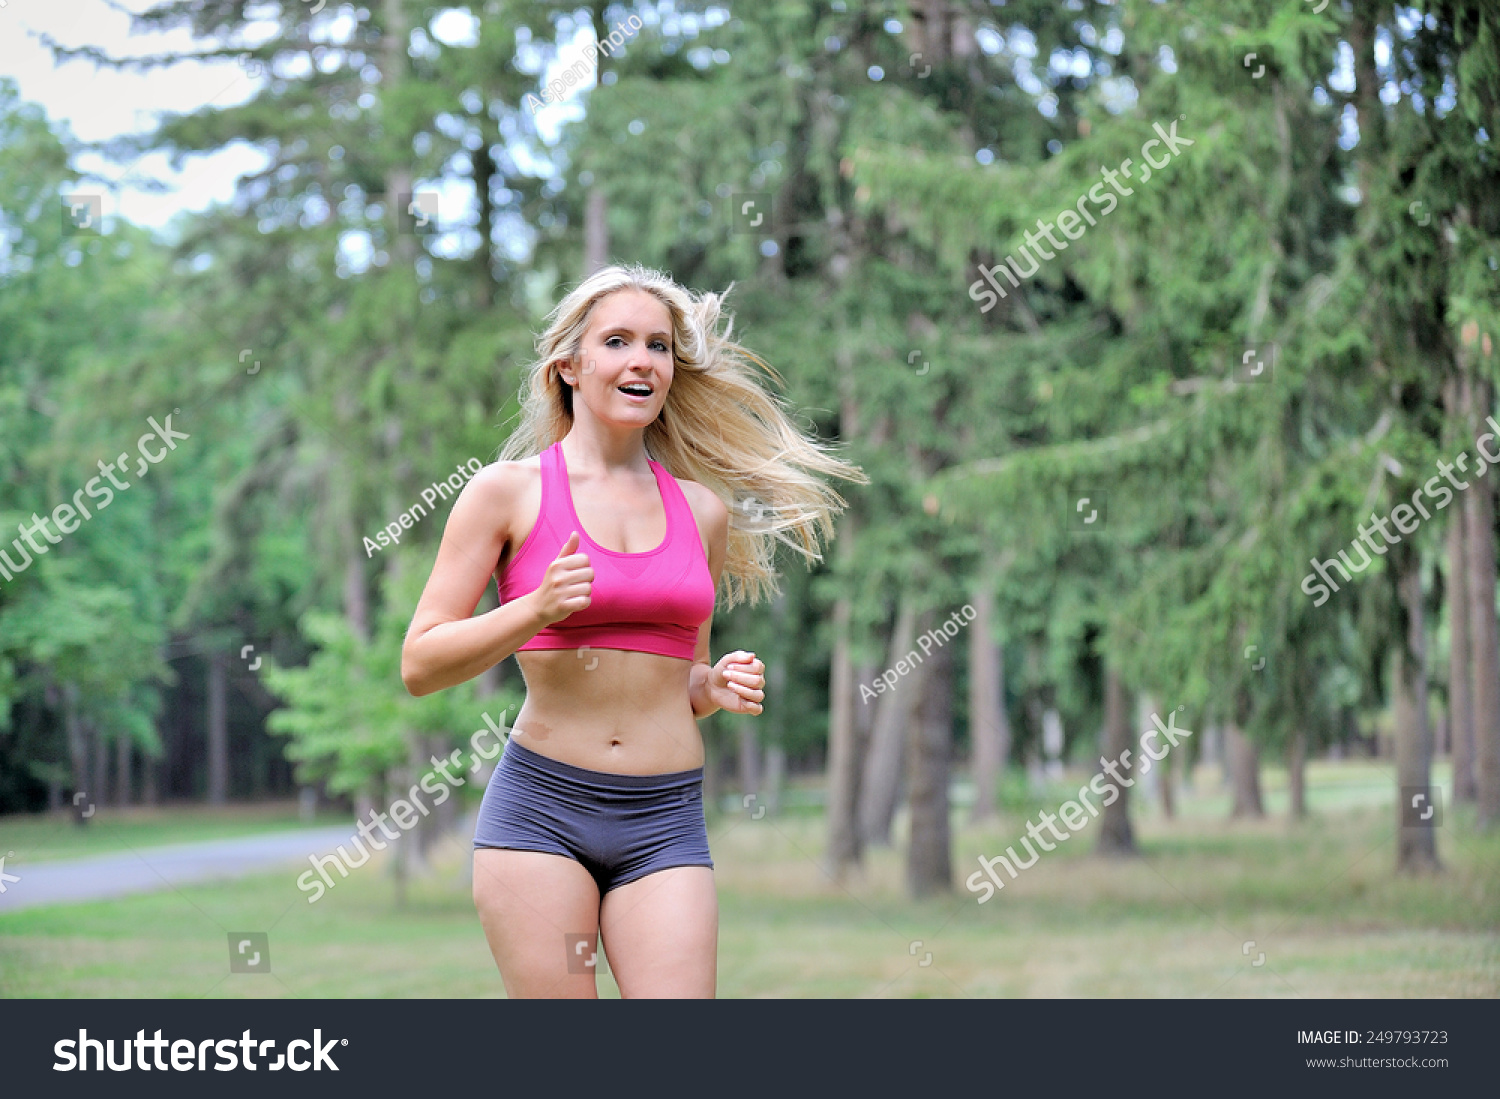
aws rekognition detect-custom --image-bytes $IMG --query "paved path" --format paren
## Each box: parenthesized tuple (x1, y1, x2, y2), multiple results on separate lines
(0, 826, 357, 913)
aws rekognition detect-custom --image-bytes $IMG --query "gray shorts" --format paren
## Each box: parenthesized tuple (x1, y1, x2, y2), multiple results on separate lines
(473, 738, 713, 895)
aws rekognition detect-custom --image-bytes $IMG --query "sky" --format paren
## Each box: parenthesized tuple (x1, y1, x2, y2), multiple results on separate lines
(1, 0, 271, 230)
(0, 0, 601, 235)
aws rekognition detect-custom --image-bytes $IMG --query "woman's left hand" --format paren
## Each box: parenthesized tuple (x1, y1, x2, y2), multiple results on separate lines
(708, 651, 765, 714)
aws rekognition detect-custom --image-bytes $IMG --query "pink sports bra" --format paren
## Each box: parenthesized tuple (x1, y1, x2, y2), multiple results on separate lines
(497, 441, 716, 661)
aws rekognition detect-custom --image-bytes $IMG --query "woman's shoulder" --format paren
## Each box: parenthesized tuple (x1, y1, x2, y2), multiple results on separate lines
(446, 456, 543, 530)
(449, 456, 546, 558)
(463, 454, 542, 496)
(671, 477, 729, 542)
(666, 474, 726, 514)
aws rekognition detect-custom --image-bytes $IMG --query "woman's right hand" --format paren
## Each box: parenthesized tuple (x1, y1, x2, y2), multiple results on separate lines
(532, 531, 593, 625)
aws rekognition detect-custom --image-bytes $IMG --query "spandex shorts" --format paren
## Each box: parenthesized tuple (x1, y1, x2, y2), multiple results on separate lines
(473, 737, 713, 895)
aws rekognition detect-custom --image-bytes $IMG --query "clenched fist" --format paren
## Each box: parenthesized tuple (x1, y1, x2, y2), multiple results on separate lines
(533, 531, 593, 625)
(706, 651, 765, 715)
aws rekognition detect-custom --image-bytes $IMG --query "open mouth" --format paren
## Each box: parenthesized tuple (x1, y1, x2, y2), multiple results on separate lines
(618, 382, 654, 399)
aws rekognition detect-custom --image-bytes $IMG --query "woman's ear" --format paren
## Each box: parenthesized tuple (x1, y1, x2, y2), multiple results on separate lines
(555, 353, 578, 388)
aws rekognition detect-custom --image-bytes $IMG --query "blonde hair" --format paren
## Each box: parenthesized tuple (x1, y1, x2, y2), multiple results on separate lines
(499, 264, 868, 608)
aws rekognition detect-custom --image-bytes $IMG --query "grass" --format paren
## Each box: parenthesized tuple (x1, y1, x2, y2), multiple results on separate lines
(0, 760, 1495, 998)
(0, 800, 347, 863)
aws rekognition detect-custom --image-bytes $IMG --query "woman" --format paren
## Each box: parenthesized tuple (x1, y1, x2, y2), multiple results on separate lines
(401, 264, 864, 998)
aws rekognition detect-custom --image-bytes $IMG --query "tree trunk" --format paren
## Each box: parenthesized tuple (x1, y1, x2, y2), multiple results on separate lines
(1158, 749, 1175, 818)
(1466, 375, 1500, 825)
(64, 683, 89, 824)
(858, 599, 930, 845)
(968, 580, 1007, 822)
(902, 0, 976, 68)
(580, 5, 611, 276)
(826, 591, 864, 872)
(91, 720, 108, 809)
(1395, 563, 1440, 870)
(1201, 723, 1223, 785)
(1447, 483, 1477, 802)
(1226, 724, 1264, 818)
(116, 733, 132, 808)
(383, 0, 413, 261)
(344, 541, 370, 643)
(66, 695, 91, 815)
(411, 734, 437, 864)
(1042, 707, 1064, 778)
(473, 130, 496, 308)
(1147, 691, 1175, 820)
(760, 588, 791, 815)
(355, 791, 375, 836)
(389, 767, 409, 909)
(763, 743, 786, 816)
(584, 187, 608, 275)
(855, 660, 878, 746)
(207, 652, 229, 805)
(1095, 664, 1135, 855)
(142, 749, 159, 806)
(826, 324, 865, 872)
(1134, 692, 1159, 809)
(396, 736, 428, 901)
(1287, 729, 1306, 820)
(906, 630, 953, 896)
(737, 720, 761, 800)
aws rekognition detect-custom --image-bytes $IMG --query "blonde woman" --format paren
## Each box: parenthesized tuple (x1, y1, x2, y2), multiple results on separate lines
(401, 264, 865, 998)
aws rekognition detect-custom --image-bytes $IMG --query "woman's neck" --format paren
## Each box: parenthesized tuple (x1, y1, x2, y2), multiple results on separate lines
(560, 425, 651, 475)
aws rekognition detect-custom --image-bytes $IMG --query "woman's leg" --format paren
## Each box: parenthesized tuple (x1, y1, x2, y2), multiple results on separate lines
(473, 848, 603, 998)
(598, 866, 718, 998)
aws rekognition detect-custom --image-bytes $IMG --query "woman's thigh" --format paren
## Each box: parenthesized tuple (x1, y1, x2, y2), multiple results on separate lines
(599, 866, 717, 998)
(472, 848, 603, 998)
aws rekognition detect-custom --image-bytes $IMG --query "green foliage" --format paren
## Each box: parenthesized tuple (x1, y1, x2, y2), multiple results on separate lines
(4, 0, 1499, 815)
(265, 560, 518, 795)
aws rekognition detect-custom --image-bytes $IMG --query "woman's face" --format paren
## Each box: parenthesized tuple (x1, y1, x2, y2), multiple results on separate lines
(562, 289, 674, 428)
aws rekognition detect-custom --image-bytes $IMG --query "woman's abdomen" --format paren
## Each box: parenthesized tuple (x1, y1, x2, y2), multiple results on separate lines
(509, 648, 703, 774)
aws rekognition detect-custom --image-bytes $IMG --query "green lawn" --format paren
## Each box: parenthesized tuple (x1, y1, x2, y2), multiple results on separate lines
(0, 800, 346, 863)
(1, 761, 1495, 997)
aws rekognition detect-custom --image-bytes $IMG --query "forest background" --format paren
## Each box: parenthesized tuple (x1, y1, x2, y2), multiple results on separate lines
(1, 0, 1497, 997)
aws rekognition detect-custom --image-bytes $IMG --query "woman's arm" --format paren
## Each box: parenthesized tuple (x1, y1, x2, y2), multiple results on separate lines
(684, 484, 765, 718)
(401, 463, 593, 697)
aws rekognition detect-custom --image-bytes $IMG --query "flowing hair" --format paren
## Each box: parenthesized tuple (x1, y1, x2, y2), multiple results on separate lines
(499, 264, 868, 608)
